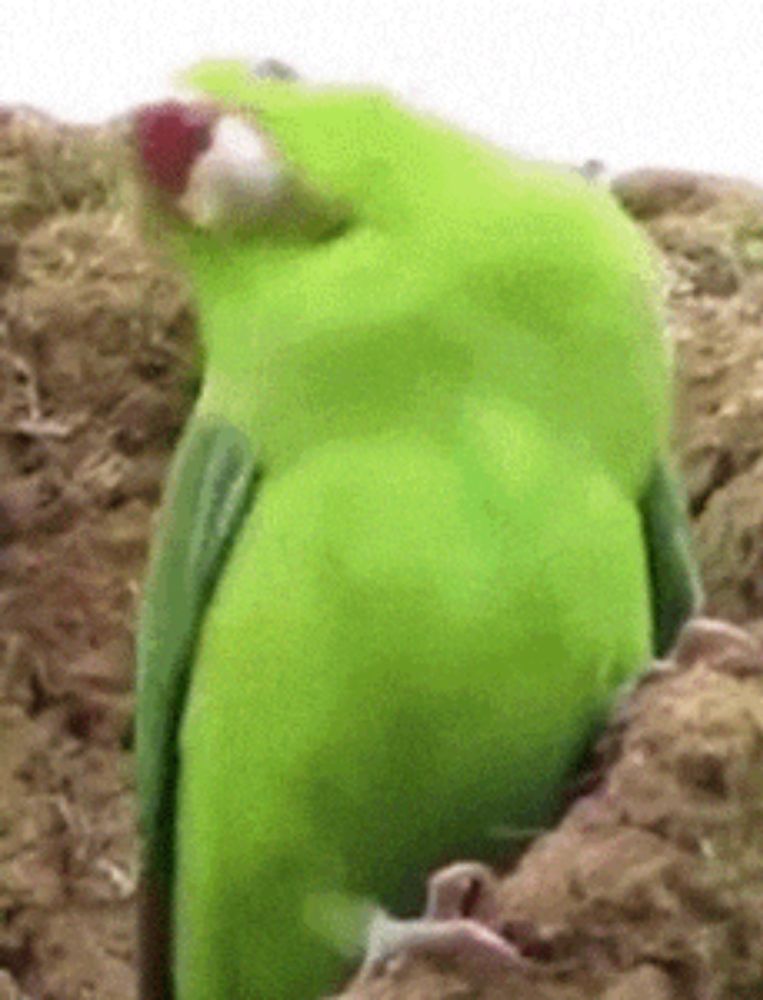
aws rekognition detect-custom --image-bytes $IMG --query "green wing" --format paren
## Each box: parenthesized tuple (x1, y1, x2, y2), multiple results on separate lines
(640, 457, 702, 657)
(136, 412, 260, 1000)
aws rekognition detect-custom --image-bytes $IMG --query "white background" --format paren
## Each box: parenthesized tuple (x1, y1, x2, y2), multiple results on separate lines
(2, 0, 761, 180)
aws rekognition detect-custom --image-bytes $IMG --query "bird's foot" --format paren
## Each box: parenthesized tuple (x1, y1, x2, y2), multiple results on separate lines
(672, 617, 762, 674)
(359, 862, 521, 981)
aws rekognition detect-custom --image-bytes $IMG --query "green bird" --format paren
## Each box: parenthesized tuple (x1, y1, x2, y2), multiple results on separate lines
(132, 60, 699, 1000)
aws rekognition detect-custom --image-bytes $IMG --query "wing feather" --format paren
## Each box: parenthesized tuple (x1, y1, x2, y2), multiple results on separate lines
(136, 413, 260, 999)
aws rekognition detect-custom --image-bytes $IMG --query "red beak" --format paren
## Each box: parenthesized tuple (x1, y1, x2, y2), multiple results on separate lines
(134, 101, 217, 196)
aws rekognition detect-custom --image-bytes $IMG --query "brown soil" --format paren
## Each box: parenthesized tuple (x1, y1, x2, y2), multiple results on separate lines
(0, 113, 196, 1000)
(0, 120, 762, 1000)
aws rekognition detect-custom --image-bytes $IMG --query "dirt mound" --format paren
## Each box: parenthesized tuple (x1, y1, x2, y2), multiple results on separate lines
(0, 113, 195, 1000)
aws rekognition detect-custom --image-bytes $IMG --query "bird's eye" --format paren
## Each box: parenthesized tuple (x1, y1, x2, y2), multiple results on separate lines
(134, 101, 286, 230)
(251, 58, 300, 81)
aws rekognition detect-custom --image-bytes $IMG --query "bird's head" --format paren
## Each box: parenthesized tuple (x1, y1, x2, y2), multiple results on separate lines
(130, 63, 355, 249)
(127, 59, 518, 274)
(127, 58, 507, 434)
(126, 59, 520, 381)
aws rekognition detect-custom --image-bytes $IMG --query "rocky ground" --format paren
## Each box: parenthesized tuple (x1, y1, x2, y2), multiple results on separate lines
(0, 116, 762, 999)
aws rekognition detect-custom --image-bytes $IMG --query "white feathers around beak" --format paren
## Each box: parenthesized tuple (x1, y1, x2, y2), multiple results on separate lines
(178, 114, 287, 230)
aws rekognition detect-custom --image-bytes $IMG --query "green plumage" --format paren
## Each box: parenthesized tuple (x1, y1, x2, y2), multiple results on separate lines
(135, 61, 699, 999)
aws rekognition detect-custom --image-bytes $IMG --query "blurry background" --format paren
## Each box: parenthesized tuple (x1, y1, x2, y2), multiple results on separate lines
(1, 0, 760, 179)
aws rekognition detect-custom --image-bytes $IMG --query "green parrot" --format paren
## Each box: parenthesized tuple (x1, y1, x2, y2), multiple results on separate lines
(132, 60, 699, 1000)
